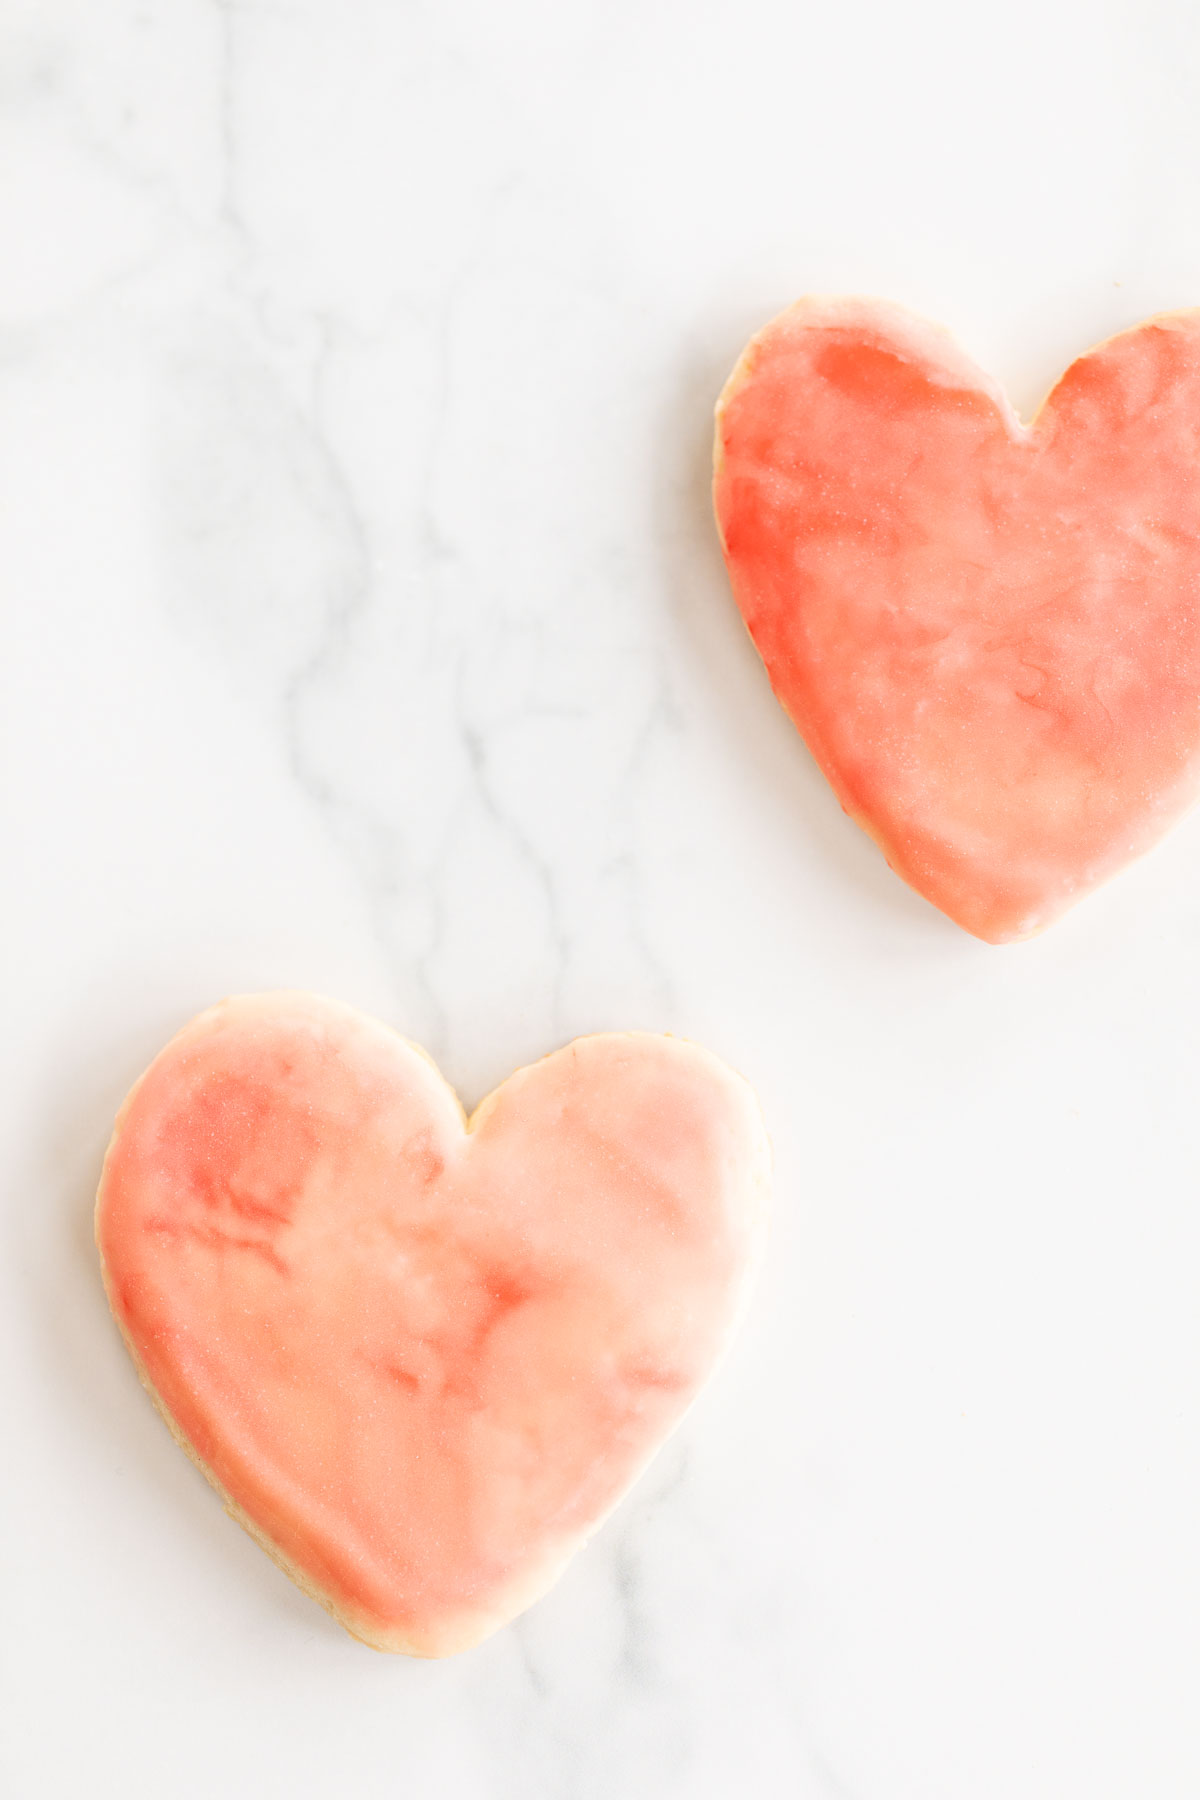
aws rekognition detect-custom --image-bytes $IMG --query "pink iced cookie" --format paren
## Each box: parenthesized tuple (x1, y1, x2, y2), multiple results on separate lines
(96, 993, 770, 1656)
(714, 296, 1200, 942)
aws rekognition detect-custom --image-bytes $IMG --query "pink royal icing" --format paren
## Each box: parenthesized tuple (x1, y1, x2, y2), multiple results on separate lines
(96, 993, 770, 1655)
(715, 297, 1200, 941)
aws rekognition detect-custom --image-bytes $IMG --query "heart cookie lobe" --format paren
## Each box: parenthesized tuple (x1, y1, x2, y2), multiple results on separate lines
(714, 296, 1200, 941)
(96, 993, 770, 1656)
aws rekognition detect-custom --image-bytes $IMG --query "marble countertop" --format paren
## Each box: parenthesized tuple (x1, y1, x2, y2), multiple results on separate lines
(5, 3, 1200, 1796)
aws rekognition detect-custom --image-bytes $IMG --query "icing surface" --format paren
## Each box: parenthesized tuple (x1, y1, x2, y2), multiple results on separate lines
(714, 297, 1200, 941)
(96, 993, 769, 1656)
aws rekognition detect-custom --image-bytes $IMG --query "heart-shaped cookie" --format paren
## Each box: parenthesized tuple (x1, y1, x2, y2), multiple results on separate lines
(96, 993, 769, 1656)
(714, 297, 1200, 942)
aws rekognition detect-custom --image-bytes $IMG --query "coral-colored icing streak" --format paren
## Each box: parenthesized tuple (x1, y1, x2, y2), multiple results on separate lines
(96, 994, 767, 1656)
(714, 297, 1200, 940)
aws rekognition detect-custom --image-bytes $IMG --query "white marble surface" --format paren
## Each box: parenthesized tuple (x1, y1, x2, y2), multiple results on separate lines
(6, 2, 1200, 1795)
